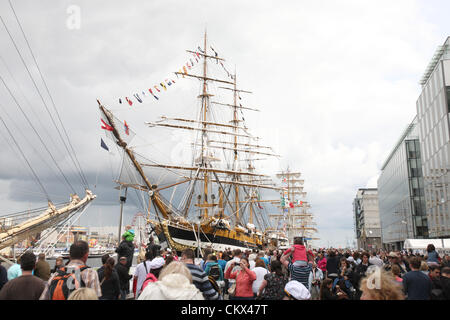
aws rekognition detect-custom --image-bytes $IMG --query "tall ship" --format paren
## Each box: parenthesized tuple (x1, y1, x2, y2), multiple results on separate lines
(267, 170, 319, 248)
(98, 32, 287, 253)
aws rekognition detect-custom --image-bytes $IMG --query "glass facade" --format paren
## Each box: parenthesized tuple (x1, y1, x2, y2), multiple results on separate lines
(416, 46, 450, 238)
(378, 119, 428, 250)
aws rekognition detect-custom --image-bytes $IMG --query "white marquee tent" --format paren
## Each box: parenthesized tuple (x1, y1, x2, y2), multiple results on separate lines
(403, 238, 450, 253)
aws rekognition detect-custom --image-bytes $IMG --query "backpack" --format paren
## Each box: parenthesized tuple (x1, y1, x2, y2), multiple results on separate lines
(208, 264, 221, 281)
(48, 265, 89, 300)
(208, 275, 221, 296)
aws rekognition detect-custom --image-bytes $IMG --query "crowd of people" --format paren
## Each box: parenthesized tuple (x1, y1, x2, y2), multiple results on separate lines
(1, 235, 450, 300)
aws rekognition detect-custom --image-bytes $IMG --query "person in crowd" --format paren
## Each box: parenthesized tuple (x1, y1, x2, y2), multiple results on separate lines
(224, 249, 243, 296)
(133, 251, 153, 298)
(442, 254, 450, 268)
(439, 267, 450, 299)
(352, 252, 371, 299)
(325, 250, 339, 282)
(0, 251, 45, 300)
(280, 246, 312, 290)
(146, 243, 161, 261)
(283, 237, 308, 267)
(257, 259, 289, 300)
(283, 280, 311, 300)
(369, 251, 384, 268)
(225, 257, 256, 300)
(426, 244, 440, 266)
(352, 252, 361, 265)
(67, 287, 99, 300)
(115, 256, 132, 300)
(204, 254, 224, 283)
(199, 248, 213, 270)
(308, 261, 323, 300)
(320, 278, 341, 300)
(138, 261, 204, 300)
(218, 252, 229, 271)
(7, 258, 22, 281)
(251, 258, 269, 298)
(385, 252, 409, 276)
(428, 265, 444, 300)
(140, 256, 165, 292)
(50, 257, 65, 274)
(391, 264, 403, 283)
(34, 253, 51, 282)
(403, 256, 432, 300)
(40, 240, 101, 300)
(257, 251, 269, 267)
(248, 252, 257, 269)
(360, 268, 405, 300)
(317, 251, 327, 273)
(420, 260, 429, 275)
(181, 248, 219, 300)
(332, 264, 355, 300)
(115, 234, 134, 271)
(97, 257, 120, 300)
(0, 264, 7, 291)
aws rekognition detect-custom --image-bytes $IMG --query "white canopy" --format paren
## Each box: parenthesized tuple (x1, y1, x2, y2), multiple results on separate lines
(403, 238, 450, 252)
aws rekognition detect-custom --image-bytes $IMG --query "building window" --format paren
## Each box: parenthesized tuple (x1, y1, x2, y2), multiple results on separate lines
(447, 86, 450, 113)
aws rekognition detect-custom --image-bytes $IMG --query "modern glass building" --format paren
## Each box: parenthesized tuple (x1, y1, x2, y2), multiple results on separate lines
(353, 188, 381, 251)
(416, 37, 450, 239)
(378, 117, 428, 250)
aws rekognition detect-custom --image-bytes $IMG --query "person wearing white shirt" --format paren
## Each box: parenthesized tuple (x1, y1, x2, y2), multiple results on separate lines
(251, 259, 269, 296)
(133, 252, 153, 298)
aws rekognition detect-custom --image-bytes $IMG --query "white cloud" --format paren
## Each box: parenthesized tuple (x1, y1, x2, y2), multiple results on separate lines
(0, 0, 448, 248)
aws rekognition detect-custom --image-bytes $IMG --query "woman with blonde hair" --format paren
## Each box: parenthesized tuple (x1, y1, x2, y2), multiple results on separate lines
(138, 261, 203, 300)
(67, 288, 99, 300)
(419, 260, 429, 275)
(360, 267, 404, 300)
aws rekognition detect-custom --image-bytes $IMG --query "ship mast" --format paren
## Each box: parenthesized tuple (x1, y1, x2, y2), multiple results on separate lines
(201, 31, 209, 219)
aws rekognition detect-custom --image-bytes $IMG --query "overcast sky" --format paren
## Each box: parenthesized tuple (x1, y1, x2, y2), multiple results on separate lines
(0, 0, 449, 248)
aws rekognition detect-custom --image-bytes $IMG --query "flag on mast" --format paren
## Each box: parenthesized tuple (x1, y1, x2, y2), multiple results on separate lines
(100, 138, 109, 151)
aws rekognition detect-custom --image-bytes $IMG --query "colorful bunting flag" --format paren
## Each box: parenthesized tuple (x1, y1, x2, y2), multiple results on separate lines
(126, 97, 133, 106)
(100, 138, 109, 151)
(134, 93, 143, 103)
(160, 83, 167, 91)
(124, 120, 129, 135)
(119, 98, 122, 104)
(183, 66, 188, 74)
(154, 86, 160, 93)
(101, 119, 113, 131)
(198, 46, 204, 53)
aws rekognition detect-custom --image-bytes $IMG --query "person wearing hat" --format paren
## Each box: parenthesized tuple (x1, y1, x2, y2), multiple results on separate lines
(115, 234, 134, 271)
(115, 256, 132, 300)
(385, 252, 409, 276)
(283, 280, 311, 300)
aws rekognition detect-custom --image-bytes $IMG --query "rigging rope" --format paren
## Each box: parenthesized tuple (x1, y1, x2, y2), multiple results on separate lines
(0, 13, 87, 190)
(0, 113, 50, 200)
(0, 74, 76, 194)
(5, 3, 90, 188)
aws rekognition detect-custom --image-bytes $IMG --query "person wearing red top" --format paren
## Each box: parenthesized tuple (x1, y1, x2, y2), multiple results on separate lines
(283, 237, 308, 266)
(225, 257, 256, 300)
(317, 252, 327, 273)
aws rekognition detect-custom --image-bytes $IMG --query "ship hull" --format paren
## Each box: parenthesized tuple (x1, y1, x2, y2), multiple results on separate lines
(151, 220, 263, 253)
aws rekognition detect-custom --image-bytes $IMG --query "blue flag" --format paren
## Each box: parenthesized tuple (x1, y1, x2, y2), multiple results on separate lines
(101, 138, 109, 151)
